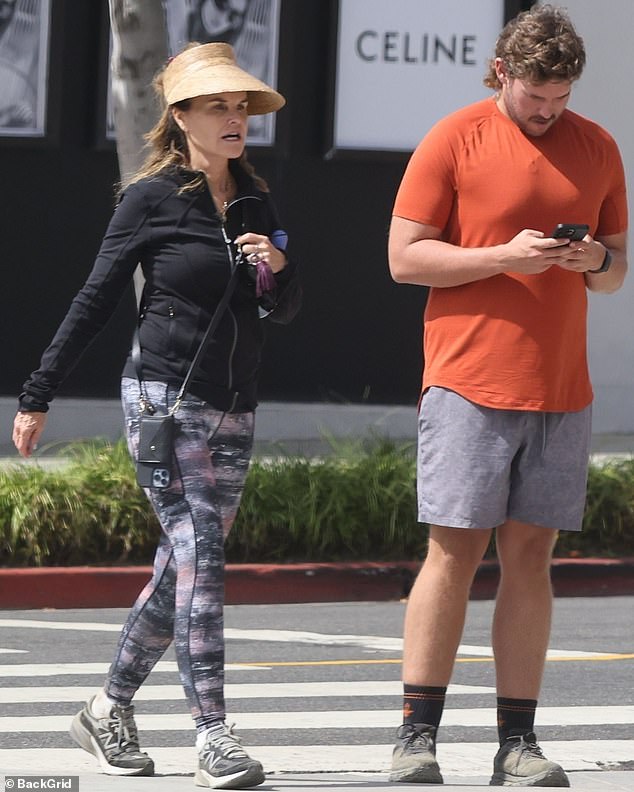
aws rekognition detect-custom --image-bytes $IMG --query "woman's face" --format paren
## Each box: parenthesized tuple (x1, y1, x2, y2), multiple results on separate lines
(172, 91, 249, 165)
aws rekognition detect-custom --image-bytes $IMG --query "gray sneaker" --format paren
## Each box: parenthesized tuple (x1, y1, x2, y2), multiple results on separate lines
(389, 722, 443, 784)
(490, 732, 570, 787)
(69, 695, 154, 776)
(195, 722, 265, 789)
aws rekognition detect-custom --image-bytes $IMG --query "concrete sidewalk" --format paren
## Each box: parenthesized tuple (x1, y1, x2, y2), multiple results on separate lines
(2, 396, 634, 459)
(1, 557, 633, 609)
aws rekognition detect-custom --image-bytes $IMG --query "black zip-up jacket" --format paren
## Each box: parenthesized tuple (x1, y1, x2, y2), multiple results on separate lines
(19, 164, 301, 413)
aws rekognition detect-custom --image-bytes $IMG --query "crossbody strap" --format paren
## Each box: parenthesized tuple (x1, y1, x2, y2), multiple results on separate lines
(133, 224, 242, 416)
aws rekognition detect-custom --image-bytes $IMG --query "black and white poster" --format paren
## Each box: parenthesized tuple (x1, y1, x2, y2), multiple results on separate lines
(0, 0, 51, 137)
(164, 0, 282, 146)
(107, 0, 281, 146)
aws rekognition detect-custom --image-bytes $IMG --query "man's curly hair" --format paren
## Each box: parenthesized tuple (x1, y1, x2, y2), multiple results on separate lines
(484, 4, 586, 90)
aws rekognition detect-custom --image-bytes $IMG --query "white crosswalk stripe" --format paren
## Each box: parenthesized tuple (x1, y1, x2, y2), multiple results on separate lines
(1, 617, 633, 778)
(0, 661, 266, 677)
(0, 680, 493, 703)
(3, 704, 634, 733)
(0, 619, 612, 657)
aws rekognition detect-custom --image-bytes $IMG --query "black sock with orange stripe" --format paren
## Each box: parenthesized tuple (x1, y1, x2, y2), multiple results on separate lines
(497, 697, 537, 744)
(402, 684, 447, 728)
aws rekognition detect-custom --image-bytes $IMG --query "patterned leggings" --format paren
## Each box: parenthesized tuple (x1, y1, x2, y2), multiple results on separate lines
(105, 378, 254, 730)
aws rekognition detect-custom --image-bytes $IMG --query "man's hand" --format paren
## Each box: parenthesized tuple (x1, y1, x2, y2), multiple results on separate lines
(554, 236, 605, 273)
(502, 229, 571, 274)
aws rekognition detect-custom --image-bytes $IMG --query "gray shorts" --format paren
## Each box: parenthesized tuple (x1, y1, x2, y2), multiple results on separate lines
(417, 387, 592, 532)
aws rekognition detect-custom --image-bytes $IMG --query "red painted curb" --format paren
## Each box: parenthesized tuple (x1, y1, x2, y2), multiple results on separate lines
(0, 558, 633, 609)
(0, 562, 420, 609)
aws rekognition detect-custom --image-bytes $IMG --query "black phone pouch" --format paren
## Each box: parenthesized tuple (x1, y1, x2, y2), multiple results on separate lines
(136, 413, 175, 489)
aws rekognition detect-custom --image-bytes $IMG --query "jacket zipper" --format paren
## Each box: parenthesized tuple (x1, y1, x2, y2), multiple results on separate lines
(200, 173, 240, 397)
(214, 189, 264, 402)
(221, 221, 237, 393)
(212, 195, 262, 400)
(168, 303, 175, 348)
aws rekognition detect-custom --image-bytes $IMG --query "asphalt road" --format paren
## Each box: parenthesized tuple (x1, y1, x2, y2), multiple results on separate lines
(1, 598, 633, 790)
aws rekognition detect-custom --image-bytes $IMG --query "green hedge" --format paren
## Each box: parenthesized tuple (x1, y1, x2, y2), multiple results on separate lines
(1, 439, 633, 567)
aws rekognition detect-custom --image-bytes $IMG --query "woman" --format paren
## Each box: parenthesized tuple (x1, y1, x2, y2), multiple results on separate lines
(12, 42, 299, 789)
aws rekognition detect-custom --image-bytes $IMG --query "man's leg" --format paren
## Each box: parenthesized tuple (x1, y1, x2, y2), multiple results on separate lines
(493, 519, 557, 700)
(403, 524, 492, 684)
(390, 524, 491, 784)
(489, 519, 569, 787)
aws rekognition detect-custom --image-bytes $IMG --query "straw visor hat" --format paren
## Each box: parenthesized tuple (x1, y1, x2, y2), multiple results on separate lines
(163, 42, 285, 115)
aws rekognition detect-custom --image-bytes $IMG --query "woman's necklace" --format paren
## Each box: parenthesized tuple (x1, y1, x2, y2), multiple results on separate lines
(208, 173, 236, 218)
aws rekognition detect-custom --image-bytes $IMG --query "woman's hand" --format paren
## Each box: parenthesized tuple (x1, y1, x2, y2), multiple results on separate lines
(236, 232, 287, 274)
(13, 411, 47, 458)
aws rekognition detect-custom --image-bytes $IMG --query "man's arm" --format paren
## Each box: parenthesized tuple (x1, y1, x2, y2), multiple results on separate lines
(388, 216, 572, 288)
(584, 231, 628, 293)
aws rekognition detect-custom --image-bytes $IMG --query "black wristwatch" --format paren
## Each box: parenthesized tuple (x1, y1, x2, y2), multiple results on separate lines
(589, 247, 612, 274)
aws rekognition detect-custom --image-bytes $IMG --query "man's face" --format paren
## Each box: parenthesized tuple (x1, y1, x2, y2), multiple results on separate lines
(499, 75, 572, 137)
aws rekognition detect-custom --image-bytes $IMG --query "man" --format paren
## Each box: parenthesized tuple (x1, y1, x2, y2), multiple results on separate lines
(388, 4, 627, 788)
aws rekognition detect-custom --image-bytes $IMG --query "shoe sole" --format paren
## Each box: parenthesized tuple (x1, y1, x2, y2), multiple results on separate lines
(195, 763, 265, 789)
(69, 710, 155, 777)
(490, 767, 570, 787)
(389, 766, 444, 784)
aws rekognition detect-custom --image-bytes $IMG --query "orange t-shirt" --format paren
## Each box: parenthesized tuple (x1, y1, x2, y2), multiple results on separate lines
(393, 98, 628, 412)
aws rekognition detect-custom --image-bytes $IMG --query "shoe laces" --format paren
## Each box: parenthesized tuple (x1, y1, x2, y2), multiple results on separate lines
(508, 731, 545, 758)
(202, 722, 248, 761)
(98, 705, 141, 754)
(401, 724, 436, 752)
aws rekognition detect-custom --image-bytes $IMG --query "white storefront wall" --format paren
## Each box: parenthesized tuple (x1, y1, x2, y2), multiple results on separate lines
(559, 0, 633, 434)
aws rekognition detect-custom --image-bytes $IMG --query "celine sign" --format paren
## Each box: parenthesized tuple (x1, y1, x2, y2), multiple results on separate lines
(333, 0, 504, 152)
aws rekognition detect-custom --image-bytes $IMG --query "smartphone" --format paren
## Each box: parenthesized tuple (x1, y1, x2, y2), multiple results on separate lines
(551, 223, 589, 241)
